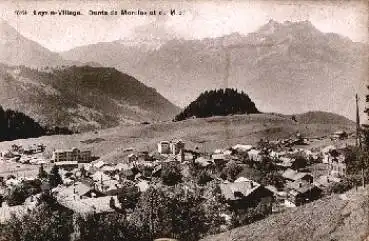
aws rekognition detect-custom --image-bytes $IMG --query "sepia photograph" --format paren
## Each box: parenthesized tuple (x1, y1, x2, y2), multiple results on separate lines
(0, 0, 368, 240)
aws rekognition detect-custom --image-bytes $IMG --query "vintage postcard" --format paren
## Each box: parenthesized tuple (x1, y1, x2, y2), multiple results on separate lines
(0, 0, 368, 241)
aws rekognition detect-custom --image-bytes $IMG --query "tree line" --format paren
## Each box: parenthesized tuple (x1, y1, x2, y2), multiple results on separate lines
(174, 88, 260, 121)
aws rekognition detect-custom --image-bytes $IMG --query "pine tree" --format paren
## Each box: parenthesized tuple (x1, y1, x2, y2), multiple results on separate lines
(48, 165, 63, 188)
(38, 164, 48, 180)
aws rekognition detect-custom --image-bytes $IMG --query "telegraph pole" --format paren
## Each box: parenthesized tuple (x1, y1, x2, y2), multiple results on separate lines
(356, 94, 365, 187)
(356, 94, 361, 147)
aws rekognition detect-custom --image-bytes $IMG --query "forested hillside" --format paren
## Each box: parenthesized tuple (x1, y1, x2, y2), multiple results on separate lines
(0, 105, 45, 141)
(0, 64, 179, 132)
(0, 105, 74, 141)
(174, 88, 259, 121)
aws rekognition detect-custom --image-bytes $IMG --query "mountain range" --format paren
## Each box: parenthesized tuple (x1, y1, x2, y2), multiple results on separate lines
(0, 64, 179, 131)
(61, 20, 368, 121)
(0, 20, 180, 131)
(0, 19, 367, 129)
(0, 21, 100, 68)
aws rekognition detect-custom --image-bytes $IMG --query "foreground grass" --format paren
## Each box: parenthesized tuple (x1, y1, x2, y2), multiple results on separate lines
(201, 187, 369, 241)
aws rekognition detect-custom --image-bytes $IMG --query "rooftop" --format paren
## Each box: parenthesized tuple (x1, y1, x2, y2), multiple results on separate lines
(219, 178, 261, 201)
(58, 195, 121, 216)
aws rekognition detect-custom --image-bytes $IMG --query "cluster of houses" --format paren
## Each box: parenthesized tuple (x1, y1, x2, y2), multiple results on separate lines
(0, 134, 352, 226)
(211, 140, 348, 209)
(0, 143, 46, 164)
(0, 144, 92, 166)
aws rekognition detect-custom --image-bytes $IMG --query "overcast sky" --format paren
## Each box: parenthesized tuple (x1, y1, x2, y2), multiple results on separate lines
(0, 0, 367, 52)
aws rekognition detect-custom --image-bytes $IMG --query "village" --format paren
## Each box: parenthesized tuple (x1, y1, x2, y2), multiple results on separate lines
(0, 129, 356, 231)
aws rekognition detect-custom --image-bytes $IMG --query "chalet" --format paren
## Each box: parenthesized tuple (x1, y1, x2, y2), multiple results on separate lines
(232, 144, 253, 153)
(275, 157, 294, 169)
(128, 153, 138, 162)
(219, 178, 273, 211)
(214, 149, 224, 154)
(94, 160, 106, 169)
(158, 141, 171, 154)
(329, 161, 347, 178)
(170, 140, 185, 155)
(314, 175, 342, 189)
(285, 181, 322, 207)
(212, 153, 231, 168)
(116, 163, 132, 171)
(101, 165, 117, 174)
(212, 153, 226, 163)
(137, 151, 151, 162)
(195, 157, 214, 169)
(331, 130, 348, 140)
(22, 144, 45, 155)
(52, 148, 91, 163)
(265, 185, 287, 203)
(52, 182, 104, 202)
(247, 149, 262, 162)
(95, 179, 122, 195)
(58, 195, 121, 217)
(282, 169, 313, 183)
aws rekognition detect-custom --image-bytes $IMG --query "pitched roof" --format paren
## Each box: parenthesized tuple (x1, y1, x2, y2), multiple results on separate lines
(91, 171, 111, 182)
(195, 157, 213, 167)
(314, 175, 342, 188)
(58, 195, 121, 216)
(116, 163, 132, 171)
(232, 144, 253, 152)
(219, 178, 261, 201)
(282, 169, 312, 181)
(52, 182, 92, 201)
(287, 181, 319, 194)
(94, 160, 106, 169)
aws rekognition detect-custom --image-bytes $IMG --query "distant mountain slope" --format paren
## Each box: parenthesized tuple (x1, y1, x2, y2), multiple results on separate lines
(0, 21, 65, 67)
(0, 64, 180, 131)
(61, 20, 368, 121)
(0, 21, 100, 68)
(293, 111, 355, 125)
(175, 88, 259, 121)
(201, 188, 369, 241)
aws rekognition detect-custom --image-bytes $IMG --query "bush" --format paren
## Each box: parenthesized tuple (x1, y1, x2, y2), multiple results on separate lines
(196, 170, 214, 185)
(260, 172, 285, 190)
(131, 185, 209, 241)
(161, 163, 182, 186)
(117, 182, 141, 212)
(327, 179, 353, 194)
(222, 161, 243, 181)
(6, 186, 28, 206)
(0, 204, 73, 241)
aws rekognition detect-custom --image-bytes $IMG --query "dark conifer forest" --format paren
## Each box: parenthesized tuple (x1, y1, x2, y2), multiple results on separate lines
(174, 88, 260, 121)
(0, 105, 73, 141)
